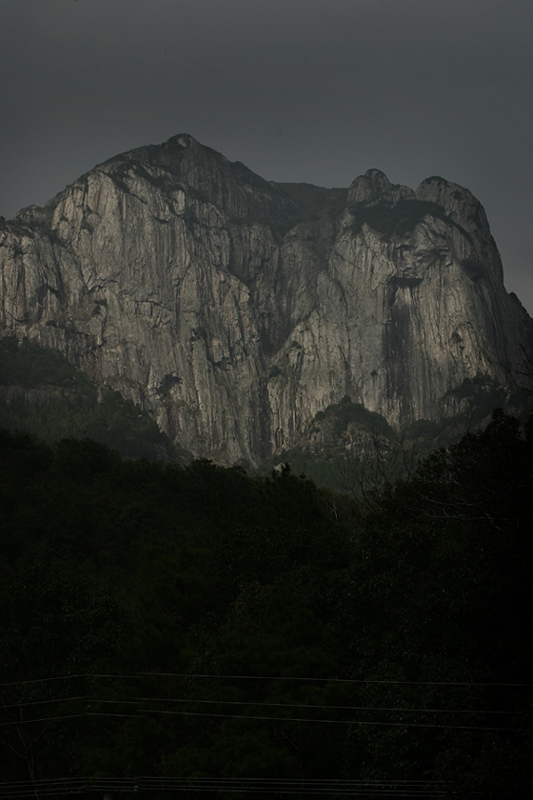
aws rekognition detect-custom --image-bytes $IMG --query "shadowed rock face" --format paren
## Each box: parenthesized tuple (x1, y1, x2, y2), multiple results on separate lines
(1, 135, 531, 465)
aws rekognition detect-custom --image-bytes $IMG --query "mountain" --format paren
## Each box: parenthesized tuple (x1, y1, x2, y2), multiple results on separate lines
(1, 134, 532, 465)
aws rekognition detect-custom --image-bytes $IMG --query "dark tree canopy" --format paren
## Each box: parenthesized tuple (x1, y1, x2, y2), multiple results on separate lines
(0, 411, 532, 797)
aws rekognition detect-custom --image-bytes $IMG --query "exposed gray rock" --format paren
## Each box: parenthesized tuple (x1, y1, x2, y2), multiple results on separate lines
(1, 136, 531, 465)
(348, 168, 414, 206)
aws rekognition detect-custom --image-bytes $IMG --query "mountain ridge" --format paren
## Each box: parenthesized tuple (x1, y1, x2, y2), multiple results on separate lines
(1, 134, 531, 465)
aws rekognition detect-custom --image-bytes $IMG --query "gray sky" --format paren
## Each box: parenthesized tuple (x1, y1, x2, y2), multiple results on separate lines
(1, 0, 532, 310)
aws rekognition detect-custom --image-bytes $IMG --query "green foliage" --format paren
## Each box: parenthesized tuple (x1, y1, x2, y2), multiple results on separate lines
(276, 183, 348, 220)
(337, 410, 533, 792)
(314, 396, 394, 438)
(349, 198, 448, 237)
(404, 417, 444, 438)
(0, 337, 174, 459)
(270, 448, 348, 492)
(0, 410, 532, 793)
(444, 375, 509, 426)
(334, 400, 393, 437)
(0, 337, 90, 388)
(403, 416, 455, 445)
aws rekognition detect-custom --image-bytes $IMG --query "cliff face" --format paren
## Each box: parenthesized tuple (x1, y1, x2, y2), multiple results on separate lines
(1, 134, 531, 464)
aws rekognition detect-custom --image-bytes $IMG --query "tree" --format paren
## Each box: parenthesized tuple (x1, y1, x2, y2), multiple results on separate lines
(0, 566, 124, 781)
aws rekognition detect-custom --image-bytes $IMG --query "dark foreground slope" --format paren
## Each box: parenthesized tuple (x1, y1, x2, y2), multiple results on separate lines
(1, 410, 532, 796)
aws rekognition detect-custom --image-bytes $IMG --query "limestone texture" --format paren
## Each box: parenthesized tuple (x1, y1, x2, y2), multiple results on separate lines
(1, 134, 531, 464)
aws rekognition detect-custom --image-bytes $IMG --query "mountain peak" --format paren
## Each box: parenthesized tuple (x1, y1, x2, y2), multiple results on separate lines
(1, 137, 531, 465)
(416, 175, 492, 240)
(348, 169, 414, 206)
(164, 133, 199, 149)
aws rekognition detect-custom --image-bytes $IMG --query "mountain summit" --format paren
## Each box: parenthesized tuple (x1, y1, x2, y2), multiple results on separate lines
(1, 135, 531, 464)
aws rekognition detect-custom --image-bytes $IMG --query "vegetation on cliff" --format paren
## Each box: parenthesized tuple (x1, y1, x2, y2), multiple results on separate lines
(0, 337, 180, 461)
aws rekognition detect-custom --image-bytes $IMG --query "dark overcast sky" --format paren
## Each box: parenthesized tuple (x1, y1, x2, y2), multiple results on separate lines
(1, 0, 532, 310)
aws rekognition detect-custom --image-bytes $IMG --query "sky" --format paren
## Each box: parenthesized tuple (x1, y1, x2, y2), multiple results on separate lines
(1, 0, 532, 311)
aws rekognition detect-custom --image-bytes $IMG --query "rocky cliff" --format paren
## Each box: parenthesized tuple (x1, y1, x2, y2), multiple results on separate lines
(1, 134, 531, 465)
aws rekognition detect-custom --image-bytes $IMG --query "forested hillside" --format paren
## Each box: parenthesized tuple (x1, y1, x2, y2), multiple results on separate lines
(1, 411, 532, 797)
(0, 337, 181, 460)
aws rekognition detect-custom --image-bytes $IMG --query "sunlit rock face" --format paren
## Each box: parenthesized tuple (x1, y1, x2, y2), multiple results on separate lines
(1, 135, 531, 464)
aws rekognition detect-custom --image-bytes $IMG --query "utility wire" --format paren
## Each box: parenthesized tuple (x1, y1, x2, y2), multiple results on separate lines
(0, 777, 448, 798)
(0, 694, 518, 715)
(2, 671, 532, 688)
(0, 708, 518, 731)
(0, 792, 446, 798)
(135, 695, 518, 715)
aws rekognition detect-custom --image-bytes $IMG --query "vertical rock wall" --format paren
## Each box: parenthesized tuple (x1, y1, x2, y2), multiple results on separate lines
(1, 136, 531, 464)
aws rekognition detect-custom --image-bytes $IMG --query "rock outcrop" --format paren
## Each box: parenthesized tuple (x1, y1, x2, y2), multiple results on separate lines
(1, 134, 531, 464)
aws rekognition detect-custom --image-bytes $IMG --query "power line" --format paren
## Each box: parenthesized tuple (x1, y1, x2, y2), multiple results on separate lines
(135, 671, 533, 688)
(0, 694, 518, 715)
(2, 670, 532, 689)
(0, 777, 448, 799)
(0, 708, 518, 731)
(134, 695, 517, 715)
